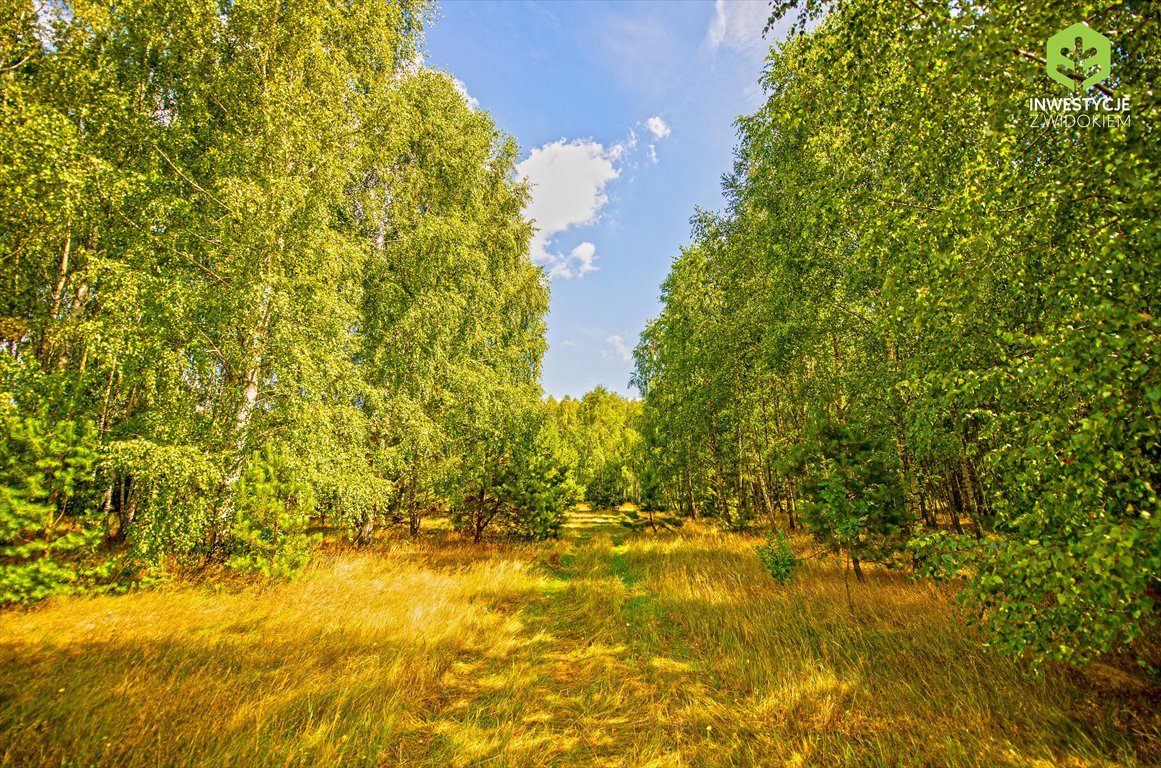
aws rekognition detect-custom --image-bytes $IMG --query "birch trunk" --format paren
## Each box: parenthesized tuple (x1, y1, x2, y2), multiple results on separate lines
(214, 253, 275, 545)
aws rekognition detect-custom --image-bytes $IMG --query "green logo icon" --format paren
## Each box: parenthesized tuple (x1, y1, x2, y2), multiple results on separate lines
(1047, 23, 1111, 91)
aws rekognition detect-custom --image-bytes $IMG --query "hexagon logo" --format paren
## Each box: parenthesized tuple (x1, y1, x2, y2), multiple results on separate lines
(1047, 23, 1112, 91)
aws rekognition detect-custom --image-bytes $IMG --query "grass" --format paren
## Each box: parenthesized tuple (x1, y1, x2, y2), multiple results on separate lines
(1, 510, 1157, 767)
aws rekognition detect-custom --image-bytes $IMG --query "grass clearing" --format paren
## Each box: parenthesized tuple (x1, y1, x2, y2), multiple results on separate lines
(1, 511, 1156, 767)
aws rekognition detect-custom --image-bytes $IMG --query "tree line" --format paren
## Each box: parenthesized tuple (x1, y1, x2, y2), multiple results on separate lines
(3, 0, 1157, 673)
(631, 0, 1159, 665)
(0, 0, 578, 601)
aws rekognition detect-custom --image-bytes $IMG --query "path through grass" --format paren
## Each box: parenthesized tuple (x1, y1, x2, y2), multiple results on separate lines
(1, 511, 1156, 767)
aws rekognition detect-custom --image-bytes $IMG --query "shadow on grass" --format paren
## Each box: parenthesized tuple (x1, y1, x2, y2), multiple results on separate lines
(0, 521, 1155, 768)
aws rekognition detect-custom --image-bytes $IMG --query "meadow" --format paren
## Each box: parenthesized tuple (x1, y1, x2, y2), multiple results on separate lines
(1, 510, 1156, 768)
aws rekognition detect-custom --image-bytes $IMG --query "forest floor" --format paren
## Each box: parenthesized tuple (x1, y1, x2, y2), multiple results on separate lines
(1, 509, 1157, 767)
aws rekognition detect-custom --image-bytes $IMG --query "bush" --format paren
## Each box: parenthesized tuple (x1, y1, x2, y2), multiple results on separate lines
(226, 446, 318, 579)
(0, 410, 101, 604)
(756, 529, 796, 585)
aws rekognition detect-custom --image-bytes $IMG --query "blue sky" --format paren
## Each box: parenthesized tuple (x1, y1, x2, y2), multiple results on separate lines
(423, 0, 786, 399)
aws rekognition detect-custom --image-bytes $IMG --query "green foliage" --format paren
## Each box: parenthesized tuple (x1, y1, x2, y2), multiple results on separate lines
(227, 446, 318, 579)
(100, 440, 223, 562)
(637, 0, 1160, 665)
(0, 404, 99, 604)
(546, 387, 641, 509)
(451, 408, 581, 542)
(798, 420, 912, 567)
(1, 0, 550, 592)
(634, 457, 668, 514)
(756, 529, 796, 585)
(914, 522, 1161, 665)
(498, 416, 583, 541)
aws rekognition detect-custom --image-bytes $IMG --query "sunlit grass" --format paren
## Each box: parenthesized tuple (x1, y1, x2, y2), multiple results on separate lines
(0, 513, 1155, 767)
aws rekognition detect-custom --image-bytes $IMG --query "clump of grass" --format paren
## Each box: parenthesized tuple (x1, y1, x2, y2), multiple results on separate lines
(0, 517, 1155, 767)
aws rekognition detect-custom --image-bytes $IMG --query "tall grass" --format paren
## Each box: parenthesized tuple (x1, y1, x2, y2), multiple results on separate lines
(0, 514, 1155, 767)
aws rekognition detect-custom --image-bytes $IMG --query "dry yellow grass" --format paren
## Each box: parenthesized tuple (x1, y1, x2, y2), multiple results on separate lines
(0, 512, 1155, 767)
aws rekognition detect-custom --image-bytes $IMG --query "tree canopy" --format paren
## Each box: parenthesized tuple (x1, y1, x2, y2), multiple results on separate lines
(0, 0, 561, 599)
(633, 0, 1159, 665)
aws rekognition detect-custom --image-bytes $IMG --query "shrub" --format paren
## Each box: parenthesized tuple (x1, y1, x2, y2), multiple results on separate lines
(226, 446, 318, 579)
(756, 529, 796, 585)
(0, 410, 100, 604)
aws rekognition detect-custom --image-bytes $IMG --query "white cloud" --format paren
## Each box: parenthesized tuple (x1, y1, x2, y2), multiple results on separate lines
(645, 115, 670, 139)
(570, 242, 599, 275)
(517, 120, 671, 278)
(604, 335, 633, 363)
(517, 139, 621, 279)
(548, 242, 600, 280)
(608, 129, 637, 162)
(706, 0, 771, 56)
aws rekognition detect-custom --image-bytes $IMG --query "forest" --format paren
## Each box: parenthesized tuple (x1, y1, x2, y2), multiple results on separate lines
(1, 0, 1159, 766)
(632, 0, 1159, 667)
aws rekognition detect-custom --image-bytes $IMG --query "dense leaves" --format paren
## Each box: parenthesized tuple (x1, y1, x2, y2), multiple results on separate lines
(1, 0, 553, 601)
(636, 0, 1159, 665)
(0, 395, 98, 603)
(546, 387, 642, 508)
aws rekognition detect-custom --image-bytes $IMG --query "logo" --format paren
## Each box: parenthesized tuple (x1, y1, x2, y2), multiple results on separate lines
(1046, 23, 1111, 91)
(1029, 23, 1127, 129)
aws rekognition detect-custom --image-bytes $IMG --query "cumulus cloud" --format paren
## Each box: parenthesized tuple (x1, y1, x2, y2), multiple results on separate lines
(645, 115, 670, 139)
(547, 242, 599, 280)
(517, 139, 621, 279)
(604, 335, 633, 363)
(643, 116, 671, 164)
(569, 242, 599, 275)
(519, 139, 617, 243)
(705, 0, 770, 56)
(517, 120, 673, 278)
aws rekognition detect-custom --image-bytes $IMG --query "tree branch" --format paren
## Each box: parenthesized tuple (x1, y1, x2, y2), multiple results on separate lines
(152, 145, 240, 218)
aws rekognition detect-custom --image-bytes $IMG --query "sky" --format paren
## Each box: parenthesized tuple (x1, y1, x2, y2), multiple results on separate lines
(422, 0, 790, 399)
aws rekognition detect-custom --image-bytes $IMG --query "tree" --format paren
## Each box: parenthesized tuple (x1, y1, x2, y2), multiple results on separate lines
(636, 0, 1160, 664)
(797, 419, 912, 581)
(451, 405, 580, 543)
(547, 387, 641, 509)
(0, 0, 553, 597)
(0, 395, 98, 603)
